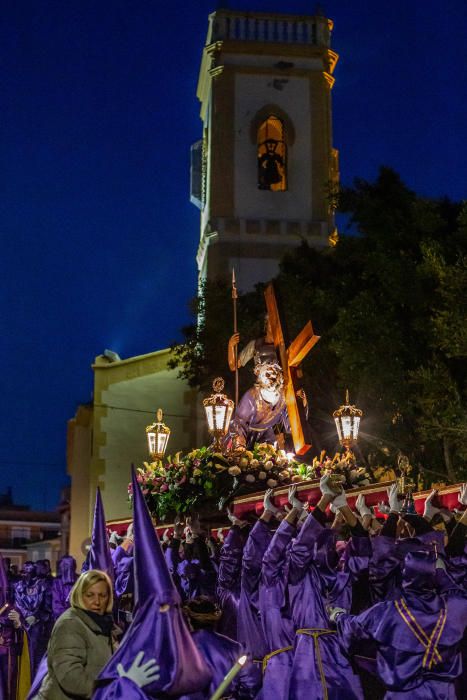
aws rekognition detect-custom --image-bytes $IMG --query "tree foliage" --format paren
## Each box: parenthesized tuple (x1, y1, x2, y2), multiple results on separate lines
(170, 168, 467, 482)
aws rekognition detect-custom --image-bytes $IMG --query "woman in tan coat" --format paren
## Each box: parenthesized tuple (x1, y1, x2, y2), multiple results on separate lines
(37, 569, 116, 699)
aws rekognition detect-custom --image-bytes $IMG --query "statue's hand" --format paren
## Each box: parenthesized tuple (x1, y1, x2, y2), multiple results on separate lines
(296, 388, 307, 407)
(229, 332, 240, 348)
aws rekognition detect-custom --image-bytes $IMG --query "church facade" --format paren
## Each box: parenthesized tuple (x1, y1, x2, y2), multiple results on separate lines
(191, 7, 339, 292)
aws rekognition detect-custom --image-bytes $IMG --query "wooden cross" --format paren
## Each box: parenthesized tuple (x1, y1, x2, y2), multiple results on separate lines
(264, 283, 320, 455)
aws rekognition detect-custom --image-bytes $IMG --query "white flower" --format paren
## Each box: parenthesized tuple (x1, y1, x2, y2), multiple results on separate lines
(250, 459, 260, 468)
(258, 471, 267, 480)
(264, 460, 274, 470)
(245, 474, 255, 483)
(228, 466, 241, 476)
(267, 479, 277, 488)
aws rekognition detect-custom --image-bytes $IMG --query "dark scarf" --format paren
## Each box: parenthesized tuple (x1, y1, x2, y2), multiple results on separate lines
(82, 608, 114, 635)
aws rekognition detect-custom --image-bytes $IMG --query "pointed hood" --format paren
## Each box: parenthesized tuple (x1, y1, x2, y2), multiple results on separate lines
(94, 467, 212, 699)
(131, 468, 179, 610)
(82, 488, 114, 581)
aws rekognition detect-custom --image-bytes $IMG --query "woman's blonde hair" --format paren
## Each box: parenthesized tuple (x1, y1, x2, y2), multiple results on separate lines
(70, 569, 113, 613)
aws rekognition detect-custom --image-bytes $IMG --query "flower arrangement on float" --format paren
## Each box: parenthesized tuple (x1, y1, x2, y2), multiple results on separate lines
(128, 444, 304, 522)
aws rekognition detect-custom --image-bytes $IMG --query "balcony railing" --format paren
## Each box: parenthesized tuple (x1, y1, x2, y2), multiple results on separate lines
(210, 12, 331, 47)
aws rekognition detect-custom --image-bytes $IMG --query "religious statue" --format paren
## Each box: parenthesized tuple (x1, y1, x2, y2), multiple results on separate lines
(227, 282, 319, 455)
(226, 311, 307, 452)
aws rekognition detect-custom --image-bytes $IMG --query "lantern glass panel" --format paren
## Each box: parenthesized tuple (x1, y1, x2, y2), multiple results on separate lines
(147, 432, 156, 454)
(334, 417, 342, 442)
(205, 406, 214, 431)
(157, 433, 168, 455)
(341, 416, 352, 440)
(353, 416, 360, 440)
(214, 405, 226, 431)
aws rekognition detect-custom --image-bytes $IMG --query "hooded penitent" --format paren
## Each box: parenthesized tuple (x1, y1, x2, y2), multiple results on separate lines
(52, 555, 78, 619)
(82, 487, 115, 582)
(93, 467, 212, 699)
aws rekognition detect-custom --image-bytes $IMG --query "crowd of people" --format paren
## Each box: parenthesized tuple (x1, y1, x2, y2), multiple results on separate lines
(1, 473, 466, 699)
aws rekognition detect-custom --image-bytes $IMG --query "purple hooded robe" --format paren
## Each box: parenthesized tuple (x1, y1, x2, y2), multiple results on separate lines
(14, 562, 50, 676)
(0, 553, 22, 699)
(287, 510, 364, 700)
(52, 555, 77, 619)
(94, 467, 212, 699)
(337, 550, 467, 699)
(259, 518, 296, 700)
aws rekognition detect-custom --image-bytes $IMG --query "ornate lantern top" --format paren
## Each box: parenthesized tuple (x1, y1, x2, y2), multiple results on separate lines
(333, 390, 363, 449)
(146, 408, 171, 460)
(203, 377, 234, 451)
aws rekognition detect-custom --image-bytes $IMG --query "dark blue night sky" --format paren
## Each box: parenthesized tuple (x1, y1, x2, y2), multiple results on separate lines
(1, 1, 466, 510)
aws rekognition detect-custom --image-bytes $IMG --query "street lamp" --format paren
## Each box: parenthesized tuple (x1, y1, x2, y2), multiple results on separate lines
(203, 377, 234, 451)
(146, 408, 171, 460)
(333, 390, 363, 449)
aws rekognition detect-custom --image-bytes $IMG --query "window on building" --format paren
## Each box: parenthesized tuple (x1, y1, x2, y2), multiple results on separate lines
(257, 116, 287, 191)
(11, 526, 31, 543)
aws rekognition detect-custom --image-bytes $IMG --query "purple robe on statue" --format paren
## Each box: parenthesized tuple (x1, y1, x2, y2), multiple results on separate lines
(237, 520, 272, 697)
(259, 519, 295, 700)
(228, 385, 290, 449)
(287, 511, 364, 700)
(337, 550, 467, 699)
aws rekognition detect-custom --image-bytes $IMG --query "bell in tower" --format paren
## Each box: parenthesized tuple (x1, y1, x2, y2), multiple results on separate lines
(191, 6, 339, 292)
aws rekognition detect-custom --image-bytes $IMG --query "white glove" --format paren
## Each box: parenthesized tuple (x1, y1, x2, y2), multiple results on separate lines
(319, 474, 336, 498)
(458, 483, 467, 506)
(332, 489, 347, 509)
(7, 610, 21, 629)
(263, 488, 280, 515)
(288, 485, 304, 511)
(109, 531, 122, 546)
(226, 508, 245, 528)
(355, 494, 372, 519)
(387, 484, 401, 513)
(162, 528, 171, 543)
(329, 501, 339, 515)
(25, 615, 37, 627)
(117, 651, 160, 688)
(328, 606, 346, 623)
(217, 530, 225, 543)
(377, 501, 390, 515)
(423, 490, 440, 521)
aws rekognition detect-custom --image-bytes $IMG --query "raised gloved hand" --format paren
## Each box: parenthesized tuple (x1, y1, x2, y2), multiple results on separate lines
(332, 489, 347, 510)
(423, 490, 440, 521)
(263, 488, 280, 515)
(288, 485, 304, 511)
(319, 474, 337, 498)
(458, 483, 467, 507)
(377, 501, 390, 515)
(117, 651, 160, 688)
(162, 528, 171, 544)
(328, 606, 347, 623)
(387, 483, 401, 514)
(226, 508, 246, 528)
(109, 531, 123, 547)
(355, 494, 372, 519)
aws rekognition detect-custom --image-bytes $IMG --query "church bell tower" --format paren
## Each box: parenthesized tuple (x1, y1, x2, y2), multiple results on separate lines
(191, 7, 339, 292)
